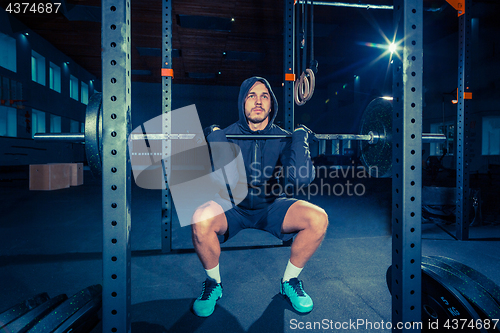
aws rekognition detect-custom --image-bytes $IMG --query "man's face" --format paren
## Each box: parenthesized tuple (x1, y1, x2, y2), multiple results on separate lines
(244, 81, 272, 126)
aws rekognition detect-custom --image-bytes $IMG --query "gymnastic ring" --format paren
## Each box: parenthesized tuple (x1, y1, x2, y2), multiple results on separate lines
(294, 69, 315, 106)
(304, 68, 315, 102)
(294, 72, 309, 106)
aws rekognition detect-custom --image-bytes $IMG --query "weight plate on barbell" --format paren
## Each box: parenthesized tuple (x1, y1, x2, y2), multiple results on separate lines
(359, 98, 392, 178)
(85, 93, 103, 178)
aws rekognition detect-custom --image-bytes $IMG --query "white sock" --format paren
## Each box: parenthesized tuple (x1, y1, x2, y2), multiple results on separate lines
(283, 260, 303, 282)
(205, 264, 221, 284)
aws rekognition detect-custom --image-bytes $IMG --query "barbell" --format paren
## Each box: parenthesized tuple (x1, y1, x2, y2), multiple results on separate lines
(34, 95, 445, 178)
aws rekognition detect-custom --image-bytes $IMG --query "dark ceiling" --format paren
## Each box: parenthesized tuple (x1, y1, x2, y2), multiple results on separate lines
(1, 0, 497, 88)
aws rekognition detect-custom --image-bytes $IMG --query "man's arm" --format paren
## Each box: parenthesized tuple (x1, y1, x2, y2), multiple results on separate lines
(205, 126, 247, 204)
(280, 125, 316, 189)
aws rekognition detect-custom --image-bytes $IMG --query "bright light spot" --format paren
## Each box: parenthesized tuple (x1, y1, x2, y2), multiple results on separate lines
(389, 42, 397, 54)
(382, 96, 393, 101)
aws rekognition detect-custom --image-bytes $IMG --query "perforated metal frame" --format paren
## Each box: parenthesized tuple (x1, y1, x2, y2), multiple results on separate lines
(284, 0, 295, 132)
(391, 0, 423, 330)
(162, 0, 173, 253)
(455, 0, 471, 241)
(101, 0, 132, 332)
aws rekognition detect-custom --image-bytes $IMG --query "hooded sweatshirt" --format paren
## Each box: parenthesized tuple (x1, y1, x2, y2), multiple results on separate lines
(206, 76, 315, 210)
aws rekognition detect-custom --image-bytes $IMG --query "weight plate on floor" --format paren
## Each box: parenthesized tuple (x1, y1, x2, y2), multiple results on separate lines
(52, 296, 101, 333)
(27, 285, 102, 333)
(85, 93, 103, 178)
(387, 265, 487, 332)
(2, 294, 68, 333)
(0, 293, 50, 329)
(359, 98, 392, 178)
(422, 260, 500, 330)
(429, 256, 500, 306)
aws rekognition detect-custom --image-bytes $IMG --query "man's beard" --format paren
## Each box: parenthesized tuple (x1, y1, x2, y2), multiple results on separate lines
(247, 108, 270, 124)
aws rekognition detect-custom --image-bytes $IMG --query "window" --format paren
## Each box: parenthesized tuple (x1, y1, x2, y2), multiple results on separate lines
(0, 33, 16, 72)
(31, 51, 46, 86)
(0, 105, 17, 137)
(31, 57, 36, 82)
(482, 116, 500, 155)
(430, 121, 454, 156)
(50, 114, 61, 133)
(31, 109, 46, 138)
(70, 119, 80, 133)
(81, 81, 89, 105)
(49, 62, 61, 93)
(70, 75, 79, 100)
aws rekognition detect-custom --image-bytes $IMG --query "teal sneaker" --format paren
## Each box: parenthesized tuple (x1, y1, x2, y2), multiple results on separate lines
(192, 278, 223, 317)
(280, 278, 313, 313)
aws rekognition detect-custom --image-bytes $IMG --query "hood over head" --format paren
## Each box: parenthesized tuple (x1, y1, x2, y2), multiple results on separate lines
(237, 77, 278, 133)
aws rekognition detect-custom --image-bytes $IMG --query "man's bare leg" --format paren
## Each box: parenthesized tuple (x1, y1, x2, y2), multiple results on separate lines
(191, 201, 228, 271)
(190, 201, 228, 317)
(282, 200, 328, 268)
(279, 200, 329, 313)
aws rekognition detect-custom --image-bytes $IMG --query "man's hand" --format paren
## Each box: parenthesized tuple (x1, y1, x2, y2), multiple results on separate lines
(203, 124, 221, 138)
(294, 124, 314, 134)
(294, 124, 317, 142)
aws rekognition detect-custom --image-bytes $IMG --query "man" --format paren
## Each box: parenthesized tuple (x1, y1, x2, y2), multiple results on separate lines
(191, 76, 328, 317)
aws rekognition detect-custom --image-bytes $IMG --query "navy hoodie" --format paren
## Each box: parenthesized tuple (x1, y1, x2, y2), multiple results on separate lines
(206, 76, 315, 210)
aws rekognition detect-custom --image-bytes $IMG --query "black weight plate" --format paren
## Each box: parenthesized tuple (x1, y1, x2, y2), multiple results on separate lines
(52, 296, 101, 333)
(85, 93, 103, 178)
(0, 293, 50, 329)
(429, 256, 500, 307)
(387, 265, 487, 332)
(423, 262, 500, 331)
(2, 294, 67, 333)
(359, 98, 392, 178)
(26, 285, 102, 333)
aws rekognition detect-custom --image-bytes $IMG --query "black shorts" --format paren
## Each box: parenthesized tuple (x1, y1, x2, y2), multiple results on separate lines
(215, 197, 299, 244)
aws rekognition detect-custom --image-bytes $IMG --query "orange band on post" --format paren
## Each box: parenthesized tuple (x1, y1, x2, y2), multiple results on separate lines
(161, 68, 174, 78)
(285, 73, 296, 82)
(445, 0, 465, 16)
(464, 92, 472, 100)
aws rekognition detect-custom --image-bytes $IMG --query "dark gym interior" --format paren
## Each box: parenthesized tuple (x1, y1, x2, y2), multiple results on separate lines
(1, 1, 499, 332)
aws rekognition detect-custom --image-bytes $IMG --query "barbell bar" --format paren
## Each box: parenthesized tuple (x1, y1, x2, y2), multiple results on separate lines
(127, 132, 443, 143)
(35, 132, 443, 143)
(34, 95, 446, 178)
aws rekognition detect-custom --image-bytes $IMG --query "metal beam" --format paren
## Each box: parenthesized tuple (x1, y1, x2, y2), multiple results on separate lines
(391, 0, 423, 331)
(101, 0, 132, 331)
(162, 0, 173, 253)
(297, 1, 393, 10)
(284, 0, 295, 132)
(455, 0, 471, 240)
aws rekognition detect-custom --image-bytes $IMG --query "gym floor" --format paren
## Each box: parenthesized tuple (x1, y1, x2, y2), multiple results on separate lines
(1, 167, 499, 333)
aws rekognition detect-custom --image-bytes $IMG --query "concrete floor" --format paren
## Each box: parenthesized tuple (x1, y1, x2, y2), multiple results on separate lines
(1, 168, 499, 332)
